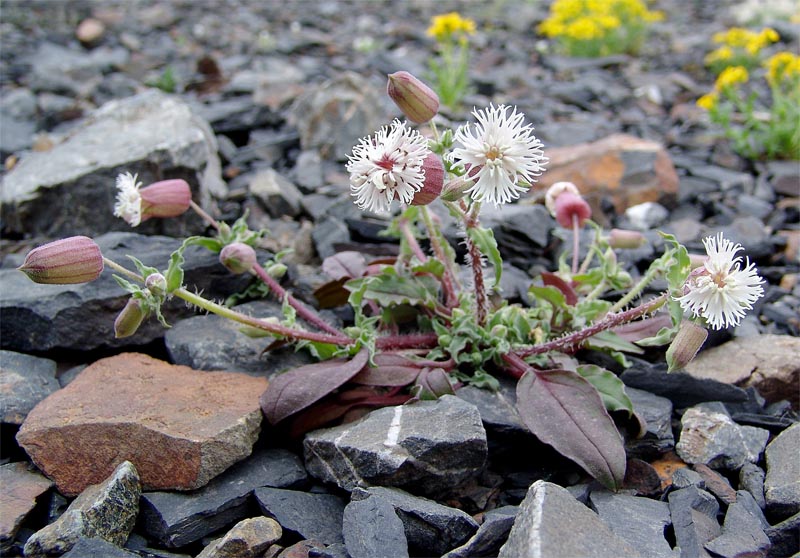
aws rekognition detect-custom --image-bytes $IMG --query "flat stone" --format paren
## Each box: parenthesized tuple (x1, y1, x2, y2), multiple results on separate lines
(621, 366, 749, 409)
(1, 90, 224, 238)
(704, 497, 770, 558)
(23, 461, 140, 557)
(456, 377, 526, 435)
(667, 486, 721, 558)
(589, 489, 674, 558)
(764, 423, 800, 518)
(342, 494, 409, 558)
(140, 448, 306, 548)
(625, 387, 674, 458)
(196, 517, 282, 558)
(17, 353, 266, 495)
(735, 490, 770, 530)
(672, 468, 705, 490)
(254, 487, 345, 545)
(442, 506, 518, 558)
(684, 335, 800, 408)
(0, 350, 58, 425)
(0, 462, 53, 552)
(351, 486, 478, 557)
(303, 395, 487, 497)
(765, 512, 799, 557)
(499, 481, 642, 558)
(249, 168, 303, 218)
(62, 537, 140, 558)
(739, 463, 766, 509)
(692, 464, 737, 505)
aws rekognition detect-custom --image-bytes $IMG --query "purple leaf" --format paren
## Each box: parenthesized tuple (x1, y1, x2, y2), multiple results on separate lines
(322, 251, 368, 281)
(542, 271, 578, 305)
(260, 348, 369, 424)
(351, 353, 423, 386)
(516, 368, 627, 491)
(612, 314, 673, 342)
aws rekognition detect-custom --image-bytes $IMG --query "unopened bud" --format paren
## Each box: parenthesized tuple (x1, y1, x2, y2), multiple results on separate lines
(145, 273, 167, 296)
(220, 242, 257, 274)
(114, 298, 147, 338)
(267, 263, 288, 279)
(608, 229, 646, 249)
(387, 71, 440, 124)
(18, 236, 104, 284)
(440, 175, 474, 202)
(140, 179, 192, 221)
(551, 188, 592, 228)
(666, 320, 708, 372)
(412, 153, 445, 206)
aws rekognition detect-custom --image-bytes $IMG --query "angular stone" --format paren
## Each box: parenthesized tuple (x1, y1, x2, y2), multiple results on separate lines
(625, 387, 674, 458)
(589, 489, 673, 558)
(457, 377, 526, 436)
(676, 403, 770, 469)
(351, 486, 478, 557)
(343, 494, 409, 558)
(0, 462, 53, 552)
(1, 90, 224, 238)
(667, 486, 721, 558)
(62, 537, 140, 558)
(499, 481, 642, 558)
(0, 351, 58, 425)
(254, 487, 345, 545)
(735, 490, 770, 530)
(765, 512, 799, 557)
(704, 497, 771, 558)
(303, 395, 487, 497)
(764, 423, 800, 518)
(739, 463, 766, 510)
(443, 506, 518, 558)
(621, 366, 749, 409)
(23, 461, 140, 557)
(17, 353, 266, 495)
(249, 168, 303, 218)
(537, 134, 679, 214)
(196, 517, 282, 558)
(140, 448, 306, 548)
(684, 335, 800, 408)
(692, 464, 737, 505)
(1, 232, 254, 353)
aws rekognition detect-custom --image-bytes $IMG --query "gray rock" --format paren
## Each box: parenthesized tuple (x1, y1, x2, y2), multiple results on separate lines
(0, 350, 58, 424)
(688, 165, 754, 193)
(0, 116, 35, 155)
(625, 201, 670, 230)
(249, 168, 303, 218)
(312, 216, 350, 260)
(1, 232, 253, 352)
(499, 481, 642, 558)
(0, 462, 53, 553)
(27, 42, 128, 95)
(704, 497, 771, 558)
(676, 402, 770, 469)
(343, 494, 409, 558)
(735, 490, 770, 530)
(196, 516, 282, 558)
(140, 448, 306, 547)
(625, 387, 674, 458)
(590, 489, 675, 558)
(1, 90, 224, 237)
(24, 461, 140, 557)
(253, 487, 345, 545)
(620, 367, 750, 408)
(667, 486, 721, 558)
(736, 194, 773, 220)
(192, 97, 280, 135)
(672, 468, 706, 490)
(739, 463, 766, 510)
(443, 506, 518, 558)
(764, 422, 800, 518)
(292, 150, 325, 193)
(62, 537, 140, 558)
(457, 377, 526, 435)
(303, 395, 487, 496)
(765, 512, 799, 558)
(767, 160, 800, 197)
(480, 204, 553, 267)
(351, 486, 478, 556)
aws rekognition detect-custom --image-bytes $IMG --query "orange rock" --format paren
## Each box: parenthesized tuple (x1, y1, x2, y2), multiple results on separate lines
(16, 353, 267, 496)
(0, 462, 53, 549)
(649, 451, 689, 491)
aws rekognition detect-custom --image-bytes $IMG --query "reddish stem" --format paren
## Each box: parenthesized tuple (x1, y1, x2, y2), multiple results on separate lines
(376, 332, 440, 350)
(572, 213, 580, 275)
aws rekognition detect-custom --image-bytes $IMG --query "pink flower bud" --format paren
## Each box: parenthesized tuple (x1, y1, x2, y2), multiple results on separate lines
(553, 190, 592, 228)
(412, 153, 445, 206)
(18, 236, 104, 284)
(140, 179, 192, 222)
(440, 175, 474, 202)
(220, 243, 257, 274)
(608, 229, 646, 249)
(666, 320, 708, 372)
(387, 71, 440, 124)
(145, 273, 167, 296)
(114, 298, 146, 339)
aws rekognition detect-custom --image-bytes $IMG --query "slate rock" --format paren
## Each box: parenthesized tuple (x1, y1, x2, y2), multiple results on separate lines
(17, 353, 266, 496)
(23, 461, 140, 557)
(621, 366, 750, 408)
(764, 422, 800, 518)
(704, 497, 771, 558)
(1, 232, 254, 352)
(0, 462, 53, 553)
(442, 506, 518, 558)
(499, 480, 642, 558)
(456, 376, 526, 435)
(735, 490, 770, 530)
(739, 463, 766, 510)
(140, 448, 305, 548)
(249, 168, 304, 218)
(672, 468, 706, 490)
(0, 350, 58, 425)
(667, 486, 721, 558)
(589, 489, 674, 558)
(254, 487, 345, 545)
(625, 386, 674, 458)
(676, 402, 770, 469)
(62, 537, 140, 558)
(303, 395, 487, 496)
(693, 464, 737, 505)
(765, 512, 799, 558)
(26, 41, 128, 95)
(1, 90, 224, 237)
(351, 486, 478, 557)
(342, 494, 409, 558)
(196, 517, 282, 558)
(481, 203, 553, 254)
(312, 216, 350, 260)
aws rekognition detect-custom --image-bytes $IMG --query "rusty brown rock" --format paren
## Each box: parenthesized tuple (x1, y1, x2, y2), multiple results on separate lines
(537, 134, 679, 215)
(16, 353, 268, 496)
(0, 462, 53, 552)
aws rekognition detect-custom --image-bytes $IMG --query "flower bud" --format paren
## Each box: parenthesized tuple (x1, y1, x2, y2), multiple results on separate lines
(220, 242, 257, 274)
(145, 273, 167, 296)
(412, 153, 445, 206)
(267, 263, 288, 279)
(140, 179, 192, 221)
(18, 236, 104, 284)
(666, 320, 708, 372)
(440, 175, 474, 202)
(387, 71, 440, 124)
(546, 182, 592, 228)
(608, 229, 646, 249)
(114, 298, 147, 338)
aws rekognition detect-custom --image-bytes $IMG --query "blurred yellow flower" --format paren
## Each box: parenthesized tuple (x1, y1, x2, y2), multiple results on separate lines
(427, 12, 476, 42)
(765, 51, 800, 87)
(567, 17, 603, 40)
(716, 66, 749, 89)
(696, 92, 718, 111)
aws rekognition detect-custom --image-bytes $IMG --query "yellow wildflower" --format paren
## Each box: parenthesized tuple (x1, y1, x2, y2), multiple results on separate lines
(715, 66, 749, 89)
(765, 51, 800, 87)
(705, 45, 734, 66)
(427, 12, 476, 42)
(566, 17, 603, 41)
(696, 92, 718, 111)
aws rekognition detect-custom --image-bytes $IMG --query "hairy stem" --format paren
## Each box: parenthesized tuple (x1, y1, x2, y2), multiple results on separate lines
(463, 200, 488, 326)
(420, 206, 459, 309)
(609, 264, 661, 313)
(103, 257, 143, 283)
(189, 200, 220, 231)
(572, 214, 580, 275)
(399, 219, 428, 263)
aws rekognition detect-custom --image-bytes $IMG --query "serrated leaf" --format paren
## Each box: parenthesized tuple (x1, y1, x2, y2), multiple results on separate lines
(467, 226, 502, 288)
(359, 269, 439, 307)
(576, 364, 634, 415)
(660, 232, 691, 292)
(260, 348, 369, 424)
(516, 368, 627, 490)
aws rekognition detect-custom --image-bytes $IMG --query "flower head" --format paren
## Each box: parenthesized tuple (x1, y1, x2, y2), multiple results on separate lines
(427, 12, 476, 42)
(715, 66, 749, 89)
(18, 236, 104, 285)
(451, 105, 547, 206)
(114, 172, 143, 226)
(674, 233, 764, 330)
(113, 173, 192, 226)
(346, 119, 430, 213)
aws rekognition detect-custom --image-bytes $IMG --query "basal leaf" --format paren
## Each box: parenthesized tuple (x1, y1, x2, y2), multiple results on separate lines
(322, 251, 368, 281)
(467, 226, 502, 289)
(586, 330, 644, 355)
(541, 272, 578, 305)
(516, 368, 627, 490)
(260, 348, 369, 424)
(529, 285, 567, 310)
(359, 268, 439, 308)
(314, 278, 350, 309)
(576, 364, 634, 416)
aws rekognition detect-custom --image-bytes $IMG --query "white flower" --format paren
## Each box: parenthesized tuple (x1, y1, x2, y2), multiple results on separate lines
(675, 233, 765, 330)
(451, 104, 547, 206)
(113, 172, 143, 226)
(346, 119, 430, 213)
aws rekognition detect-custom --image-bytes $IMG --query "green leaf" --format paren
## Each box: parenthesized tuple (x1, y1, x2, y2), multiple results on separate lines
(358, 268, 439, 308)
(126, 256, 159, 279)
(467, 226, 502, 289)
(586, 330, 644, 355)
(576, 364, 634, 416)
(113, 275, 141, 294)
(412, 259, 445, 278)
(659, 232, 691, 292)
(165, 247, 185, 293)
(529, 285, 568, 310)
(516, 368, 627, 491)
